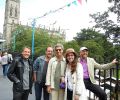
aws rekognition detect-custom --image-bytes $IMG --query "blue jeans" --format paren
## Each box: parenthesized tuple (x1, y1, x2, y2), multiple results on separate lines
(2, 64, 8, 76)
(34, 82, 49, 100)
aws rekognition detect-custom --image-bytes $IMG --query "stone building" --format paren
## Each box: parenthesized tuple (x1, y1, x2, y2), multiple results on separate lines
(3, 0, 20, 47)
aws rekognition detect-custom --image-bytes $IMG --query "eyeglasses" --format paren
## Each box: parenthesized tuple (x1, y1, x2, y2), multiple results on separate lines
(55, 49, 62, 52)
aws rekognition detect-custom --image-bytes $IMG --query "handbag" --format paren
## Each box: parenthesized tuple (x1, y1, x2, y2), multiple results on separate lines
(59, 82, 65, 89)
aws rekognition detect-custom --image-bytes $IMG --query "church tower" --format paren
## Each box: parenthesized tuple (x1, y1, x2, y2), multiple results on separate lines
(3, 0, 20, 47)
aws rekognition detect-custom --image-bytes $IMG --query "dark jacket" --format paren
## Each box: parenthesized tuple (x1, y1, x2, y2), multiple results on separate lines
(7, 56, 33, 93)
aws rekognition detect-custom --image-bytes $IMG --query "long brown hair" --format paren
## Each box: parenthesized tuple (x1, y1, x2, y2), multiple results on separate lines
(66, 52, 78, 74)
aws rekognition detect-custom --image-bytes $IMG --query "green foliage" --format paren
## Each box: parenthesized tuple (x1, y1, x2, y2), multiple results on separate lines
(74, 28, 107, 46)
(63, 40, 80, 55)
(10, 26, 65, 57)
(90, 7, 120, 44)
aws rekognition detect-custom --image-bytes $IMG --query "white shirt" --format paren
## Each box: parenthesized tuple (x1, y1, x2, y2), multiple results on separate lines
(66, 67, 74, 91)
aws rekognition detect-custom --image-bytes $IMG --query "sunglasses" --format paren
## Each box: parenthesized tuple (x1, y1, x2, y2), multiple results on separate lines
(55, 49, 62, 51)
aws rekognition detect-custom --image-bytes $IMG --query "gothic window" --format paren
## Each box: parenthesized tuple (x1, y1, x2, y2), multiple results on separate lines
(15, 6, 17, 17)
(10, 5, 13, 16)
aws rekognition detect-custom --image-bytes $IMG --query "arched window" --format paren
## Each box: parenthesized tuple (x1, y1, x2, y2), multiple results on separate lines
(10, 5, 13, 16)
(15, 6, 17, 17)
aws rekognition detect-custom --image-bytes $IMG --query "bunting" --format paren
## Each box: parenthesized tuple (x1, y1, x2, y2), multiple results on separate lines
(77, 0, 82, 4)
(35, 0, 85, 19)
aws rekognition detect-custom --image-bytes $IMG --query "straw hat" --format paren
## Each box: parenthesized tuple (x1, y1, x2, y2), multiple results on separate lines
(65, 48, 77, 57)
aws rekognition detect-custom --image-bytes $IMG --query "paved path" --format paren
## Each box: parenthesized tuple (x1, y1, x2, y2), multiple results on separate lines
(0, 66, 35, 100)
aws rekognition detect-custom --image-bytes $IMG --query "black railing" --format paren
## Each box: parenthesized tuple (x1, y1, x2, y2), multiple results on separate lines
(88, 64, 120, 100)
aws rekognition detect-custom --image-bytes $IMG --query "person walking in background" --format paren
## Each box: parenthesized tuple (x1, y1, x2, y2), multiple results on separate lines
(79, 47, 118, 100)
(64, 48, 87, 100)
(1, 51, 9, 78)
(33, 46, 53, 100)
(46, 43, 66, 100)
(7, 51, 13, 64)
(0, 51, 2, 64)
(7, 46, 33, 100)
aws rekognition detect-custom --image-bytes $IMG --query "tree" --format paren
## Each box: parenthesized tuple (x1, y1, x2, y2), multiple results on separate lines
(90, 0, 120, 44)
(63, 40, 80, 54)
(74, 28, 108, 46)
(10, 26, 65, 57)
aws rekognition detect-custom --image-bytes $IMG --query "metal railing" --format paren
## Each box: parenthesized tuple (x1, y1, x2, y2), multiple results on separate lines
(88, 64, 120, 100)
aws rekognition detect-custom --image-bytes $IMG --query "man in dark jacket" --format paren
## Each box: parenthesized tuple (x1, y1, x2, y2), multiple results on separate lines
(7, 46, 33, 100)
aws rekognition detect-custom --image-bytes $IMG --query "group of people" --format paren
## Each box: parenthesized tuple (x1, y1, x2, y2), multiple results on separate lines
(7, 44, 118, 100)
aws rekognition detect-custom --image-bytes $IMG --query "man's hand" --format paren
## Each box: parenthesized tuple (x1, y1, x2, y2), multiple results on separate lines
(15, 82, 23, 92)
(74, 95, 80, 100)
(33, 72, 37, 82)
(47, 85, 51, 93)
(112, 58, 118, 64)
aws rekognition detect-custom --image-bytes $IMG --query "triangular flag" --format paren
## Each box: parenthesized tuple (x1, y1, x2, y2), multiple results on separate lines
(67, 3, 71, 7)
(72, 0, 77, 6)
(77, 0, 82, 4)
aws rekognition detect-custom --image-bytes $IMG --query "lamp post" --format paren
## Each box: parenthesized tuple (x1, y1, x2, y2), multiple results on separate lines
(31, 19, 36, 61)
(13, 34, 16, 51)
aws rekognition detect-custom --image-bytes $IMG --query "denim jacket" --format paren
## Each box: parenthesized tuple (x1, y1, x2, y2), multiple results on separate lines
(33, 56, 46, 83)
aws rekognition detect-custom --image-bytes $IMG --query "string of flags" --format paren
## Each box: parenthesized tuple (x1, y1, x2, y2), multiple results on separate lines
(34, 0, 87, 20)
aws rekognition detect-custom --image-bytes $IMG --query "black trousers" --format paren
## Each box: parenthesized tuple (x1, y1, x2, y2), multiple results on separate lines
(84, 79, 107, 100)
(67, 88, 73, 100)
(13, 89, 29, 100)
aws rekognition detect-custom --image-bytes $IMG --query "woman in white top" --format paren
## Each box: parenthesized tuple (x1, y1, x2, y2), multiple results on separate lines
(64, 48, 87, 100)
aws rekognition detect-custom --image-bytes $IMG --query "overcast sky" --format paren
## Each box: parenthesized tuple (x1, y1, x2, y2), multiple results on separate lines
(0, 0, 110, 41)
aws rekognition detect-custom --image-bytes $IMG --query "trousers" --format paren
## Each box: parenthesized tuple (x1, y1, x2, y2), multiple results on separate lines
(34, 82, 49, 100)
(13, 89, 29, 100)
(84, 79, 107, 100)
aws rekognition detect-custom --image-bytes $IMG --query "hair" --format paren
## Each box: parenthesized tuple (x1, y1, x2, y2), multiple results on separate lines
(54, 43, 64, 51)
(45, 46, 53, 51)
(66, 52, 78, 74)
(21, 46, 31, 52)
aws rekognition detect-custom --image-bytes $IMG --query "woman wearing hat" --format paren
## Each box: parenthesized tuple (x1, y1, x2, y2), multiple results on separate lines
(64, 48, 87, 100)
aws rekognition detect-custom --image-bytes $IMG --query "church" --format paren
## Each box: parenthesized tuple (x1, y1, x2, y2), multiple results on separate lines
(3, 0, 20, 48)
(2, 0, 65, 50)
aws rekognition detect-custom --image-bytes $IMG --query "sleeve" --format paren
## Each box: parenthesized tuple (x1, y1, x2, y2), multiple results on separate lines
(92, 58, 115, 70)
(45, 58, 53, 86)
(33, 57, 40, 72)
(7, 59, 20, 83)
(75, 63, 85, 95)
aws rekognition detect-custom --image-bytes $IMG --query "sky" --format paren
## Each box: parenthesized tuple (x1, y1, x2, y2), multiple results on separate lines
(0, 0, 110, 41)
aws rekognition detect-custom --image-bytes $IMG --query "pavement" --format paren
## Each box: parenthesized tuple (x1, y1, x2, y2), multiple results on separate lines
(0, 66, 35, 100)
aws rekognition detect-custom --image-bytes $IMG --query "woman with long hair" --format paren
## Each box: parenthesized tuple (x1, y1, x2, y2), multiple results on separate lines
(64, 48, 87, 100)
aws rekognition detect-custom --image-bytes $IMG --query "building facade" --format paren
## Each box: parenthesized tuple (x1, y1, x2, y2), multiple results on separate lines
(3, 0, 20, 47)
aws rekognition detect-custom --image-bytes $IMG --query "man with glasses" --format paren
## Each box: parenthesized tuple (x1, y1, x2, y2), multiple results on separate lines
(46, 43, 66, 100)
(79, 47, 118, 100)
